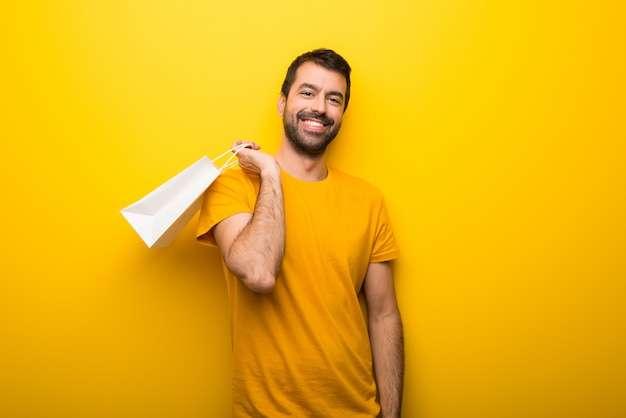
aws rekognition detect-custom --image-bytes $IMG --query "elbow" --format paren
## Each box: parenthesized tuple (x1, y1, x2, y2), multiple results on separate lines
(243, 273, 276, 293)
(224, 258, 278, 293)
(223, 249, 282, 294)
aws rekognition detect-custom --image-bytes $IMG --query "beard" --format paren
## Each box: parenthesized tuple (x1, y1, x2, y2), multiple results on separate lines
(283, 109, 342, 158)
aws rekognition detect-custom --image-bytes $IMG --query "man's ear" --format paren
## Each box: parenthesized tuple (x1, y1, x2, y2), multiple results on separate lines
(277, 94, 286, 116)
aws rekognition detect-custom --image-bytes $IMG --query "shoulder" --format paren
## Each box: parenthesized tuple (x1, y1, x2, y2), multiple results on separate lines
(209, 167, 259, 193)
(215, 167, 248, 183)
(203, 168, 260, 214)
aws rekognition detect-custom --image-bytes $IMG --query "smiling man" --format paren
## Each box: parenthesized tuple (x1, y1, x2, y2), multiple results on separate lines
(279, 61, 345, 158)
(197, 49, 404, 418)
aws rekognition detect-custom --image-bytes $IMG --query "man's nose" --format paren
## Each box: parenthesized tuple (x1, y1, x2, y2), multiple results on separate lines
(309, 95, 327, 114)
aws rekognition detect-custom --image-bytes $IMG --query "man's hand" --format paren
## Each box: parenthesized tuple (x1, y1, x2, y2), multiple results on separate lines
(232, 140, 280, 177)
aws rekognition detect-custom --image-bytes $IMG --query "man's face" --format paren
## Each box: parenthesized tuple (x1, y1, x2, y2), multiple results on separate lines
(278, 62, 347, 157)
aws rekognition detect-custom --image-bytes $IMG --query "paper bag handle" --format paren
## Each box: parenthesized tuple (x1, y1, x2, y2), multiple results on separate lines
(211, 143, 251, 172)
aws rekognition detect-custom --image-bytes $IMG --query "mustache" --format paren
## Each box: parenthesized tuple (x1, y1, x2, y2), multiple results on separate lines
(297, 111, 334, 126)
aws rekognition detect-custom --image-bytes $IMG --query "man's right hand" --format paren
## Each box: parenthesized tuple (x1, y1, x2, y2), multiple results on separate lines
(232, 140, 280, 177)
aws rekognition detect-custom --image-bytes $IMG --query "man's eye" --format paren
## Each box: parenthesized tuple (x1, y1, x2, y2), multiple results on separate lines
(329, 97, 342, 105)
(301, 91, 313, 97)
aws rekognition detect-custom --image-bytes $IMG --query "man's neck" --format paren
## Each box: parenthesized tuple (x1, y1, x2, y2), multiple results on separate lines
(275, 142, 328, 182)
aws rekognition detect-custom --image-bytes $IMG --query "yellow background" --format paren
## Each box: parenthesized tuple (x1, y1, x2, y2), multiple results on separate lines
(1, 1, 625, 417)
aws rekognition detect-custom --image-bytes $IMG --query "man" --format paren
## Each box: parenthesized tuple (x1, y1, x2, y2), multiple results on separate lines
(197, 49, 404, 417)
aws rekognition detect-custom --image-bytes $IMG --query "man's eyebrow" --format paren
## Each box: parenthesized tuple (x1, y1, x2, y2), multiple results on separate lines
(298, 83, 320, 92)
(328, 90, 345, 100)
(298, 83, 345, 100)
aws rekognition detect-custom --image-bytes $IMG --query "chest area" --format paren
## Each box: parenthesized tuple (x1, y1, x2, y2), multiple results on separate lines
(282, 182, 374, 268)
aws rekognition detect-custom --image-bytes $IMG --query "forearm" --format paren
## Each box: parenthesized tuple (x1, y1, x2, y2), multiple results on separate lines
(370, 310, 404, 418)
(224, 166, 285, 292)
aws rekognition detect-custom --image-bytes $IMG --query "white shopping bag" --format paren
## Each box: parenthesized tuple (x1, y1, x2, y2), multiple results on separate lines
(120, 144, 247, 248)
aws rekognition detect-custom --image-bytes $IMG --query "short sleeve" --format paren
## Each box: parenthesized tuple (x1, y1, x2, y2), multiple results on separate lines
(196, 169, 258, 246)
(370, 195, 400, 263)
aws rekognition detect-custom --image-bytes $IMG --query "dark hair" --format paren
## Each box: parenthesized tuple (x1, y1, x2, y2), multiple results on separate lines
(280, 48, 352, 111)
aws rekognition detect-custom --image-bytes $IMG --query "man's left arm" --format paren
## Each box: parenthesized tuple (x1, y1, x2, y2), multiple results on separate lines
(363, 261, 404, 418)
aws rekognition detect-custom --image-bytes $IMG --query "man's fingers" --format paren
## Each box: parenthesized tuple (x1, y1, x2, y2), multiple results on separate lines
(232, 140, 261, 151)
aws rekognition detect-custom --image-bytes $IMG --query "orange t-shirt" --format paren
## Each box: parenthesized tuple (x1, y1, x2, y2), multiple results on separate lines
(197, 166, 399, 417)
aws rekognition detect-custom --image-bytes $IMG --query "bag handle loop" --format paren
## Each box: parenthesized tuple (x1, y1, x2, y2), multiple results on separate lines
(211, 143, 250, 172)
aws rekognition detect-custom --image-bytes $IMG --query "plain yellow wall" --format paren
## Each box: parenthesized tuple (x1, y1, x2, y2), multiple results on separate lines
(1, 1, 625, 417)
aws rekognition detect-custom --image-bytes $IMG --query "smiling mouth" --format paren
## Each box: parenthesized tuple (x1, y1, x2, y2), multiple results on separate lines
(302, 119, 326, 128)
(297, 111, 334, 128)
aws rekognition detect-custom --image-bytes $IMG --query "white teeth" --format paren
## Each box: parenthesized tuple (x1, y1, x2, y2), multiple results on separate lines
(303, 120, 323, 127)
